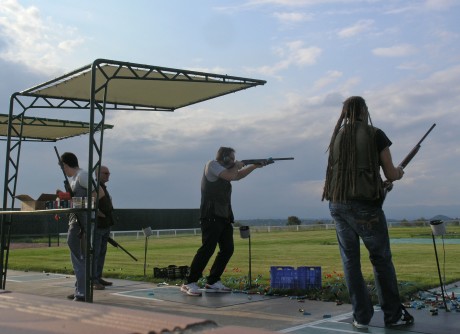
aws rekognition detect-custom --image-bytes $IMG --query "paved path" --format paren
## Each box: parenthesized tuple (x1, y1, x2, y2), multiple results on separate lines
(2, 270, 459, 334)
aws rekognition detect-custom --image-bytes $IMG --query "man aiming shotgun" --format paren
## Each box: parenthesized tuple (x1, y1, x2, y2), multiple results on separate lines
(181, 147, 294, 296)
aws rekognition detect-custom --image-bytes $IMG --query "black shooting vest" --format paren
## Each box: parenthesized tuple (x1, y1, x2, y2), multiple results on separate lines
(97, 183, 115, 228)
(329, 122, 382, 201)
(200, 170, 234, 222)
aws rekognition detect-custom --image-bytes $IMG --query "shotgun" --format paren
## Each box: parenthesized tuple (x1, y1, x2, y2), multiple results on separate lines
(107, 237, 138, 262)
(241, 157, 294, 165)
(382, 123, 436, 202)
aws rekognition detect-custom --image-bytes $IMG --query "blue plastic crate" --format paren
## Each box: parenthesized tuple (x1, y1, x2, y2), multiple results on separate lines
(270, 266, 296, 289)
(296, 266, 322, 289)
(270, 266, 321, 290)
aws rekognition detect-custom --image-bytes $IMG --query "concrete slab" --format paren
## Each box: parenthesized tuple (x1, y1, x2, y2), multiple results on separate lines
(0, 290, 219, 334)
(114, 286, 279, 308)
(6, 272, 69, 282)
(4, 270, 459, 334)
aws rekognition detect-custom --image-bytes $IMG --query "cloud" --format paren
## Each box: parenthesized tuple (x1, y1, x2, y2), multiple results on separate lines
(313, 70, 343, 90)
(249, 40, 322, 77)
(272, 11, 312, 23)
(372, 44, 417, 57)
(337, 19, 374, 38)
(424, 0, 457, 10)
(0, 0, 85, 74)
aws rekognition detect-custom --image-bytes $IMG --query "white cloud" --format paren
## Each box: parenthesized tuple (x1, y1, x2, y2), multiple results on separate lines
(313, 70, 343, 90)
(0, 0, 85, 74)
(273, 11, 312, 23)
(337, 19, 374, 38)
(424, 0, 457, 10)
(372, 44, 417, 57)
(248, 40, 321, 78)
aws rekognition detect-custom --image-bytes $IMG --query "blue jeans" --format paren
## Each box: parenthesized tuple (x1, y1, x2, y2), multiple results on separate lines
(93, 227, 111, 282)
(329, 201, 402, 325)
(67, 222, 86, 297)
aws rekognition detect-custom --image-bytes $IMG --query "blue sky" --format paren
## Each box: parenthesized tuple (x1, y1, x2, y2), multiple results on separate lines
(0, 0, 459, 220)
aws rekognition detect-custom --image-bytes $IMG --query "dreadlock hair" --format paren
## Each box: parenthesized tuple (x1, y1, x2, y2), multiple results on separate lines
(322, 96, 379, 202)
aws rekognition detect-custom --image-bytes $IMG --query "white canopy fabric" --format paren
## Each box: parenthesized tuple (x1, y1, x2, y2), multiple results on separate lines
(22, 60, 267, 110)
(0, 114, 113, 141)
(3, 59, 265, 141)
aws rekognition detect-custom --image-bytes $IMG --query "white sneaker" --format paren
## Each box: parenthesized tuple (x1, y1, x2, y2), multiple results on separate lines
(205, 281, 232, 293)
(352, 319, 368, 329)
(180, 282, 202, 296)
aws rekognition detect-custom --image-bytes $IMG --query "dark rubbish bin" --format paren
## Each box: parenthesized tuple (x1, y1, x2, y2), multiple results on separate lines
(239, 225, 250, 239)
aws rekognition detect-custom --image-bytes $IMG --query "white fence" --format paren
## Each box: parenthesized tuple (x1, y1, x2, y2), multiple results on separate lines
(105, 224, 337, 240)
(57, 220, 459, 239)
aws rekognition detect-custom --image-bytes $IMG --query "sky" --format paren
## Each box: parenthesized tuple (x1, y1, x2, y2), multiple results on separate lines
(0, 0, 459, 221)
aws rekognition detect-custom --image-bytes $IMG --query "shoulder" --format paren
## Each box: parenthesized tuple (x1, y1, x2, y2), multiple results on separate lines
(205, 160, 226, 179)
(205, 160, 222, 169)
(373, 127, 392, 152)
(77, 169, 88, 179)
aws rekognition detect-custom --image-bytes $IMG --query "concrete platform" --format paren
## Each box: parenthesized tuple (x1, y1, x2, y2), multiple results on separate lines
(3, 270, 459, 333)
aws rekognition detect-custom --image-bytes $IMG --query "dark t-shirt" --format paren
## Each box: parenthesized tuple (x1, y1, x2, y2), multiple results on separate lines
(376, 128, 392, 153)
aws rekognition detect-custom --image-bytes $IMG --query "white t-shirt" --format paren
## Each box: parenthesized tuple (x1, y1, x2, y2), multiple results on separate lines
(204, 160, 226, 182)
(69, 169, 89, 197)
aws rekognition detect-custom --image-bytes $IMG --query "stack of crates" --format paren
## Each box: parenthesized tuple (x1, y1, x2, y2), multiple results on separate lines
(154, 265, 190, 280)
(270, 266, 321, 290)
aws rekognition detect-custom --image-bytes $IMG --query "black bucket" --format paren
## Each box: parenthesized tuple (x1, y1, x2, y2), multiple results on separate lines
(239, 226, 250, 239)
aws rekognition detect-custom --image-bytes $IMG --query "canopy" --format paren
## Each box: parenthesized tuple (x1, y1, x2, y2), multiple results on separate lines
(21, 59, 267, 111)
(0, 114, 113, 142)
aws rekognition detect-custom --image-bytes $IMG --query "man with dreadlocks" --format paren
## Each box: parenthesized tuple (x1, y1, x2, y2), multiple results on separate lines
(322, 96, 414, 329)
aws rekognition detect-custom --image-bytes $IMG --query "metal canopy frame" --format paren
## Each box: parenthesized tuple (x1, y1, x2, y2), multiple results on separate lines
(0, 114, 114, 142)
(0, 58, 266, 300)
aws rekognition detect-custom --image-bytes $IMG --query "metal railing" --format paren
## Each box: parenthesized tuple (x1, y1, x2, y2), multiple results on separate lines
(55, 224, 337, 240)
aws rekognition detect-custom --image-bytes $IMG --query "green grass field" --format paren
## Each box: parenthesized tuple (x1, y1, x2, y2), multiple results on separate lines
(7, 226, 460, 300)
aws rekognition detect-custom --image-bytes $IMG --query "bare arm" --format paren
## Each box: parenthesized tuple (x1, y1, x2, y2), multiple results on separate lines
(219, 161, 262, 181)
(380, 147, 404, 181)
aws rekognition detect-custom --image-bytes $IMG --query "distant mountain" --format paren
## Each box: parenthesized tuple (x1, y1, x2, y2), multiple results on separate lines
(237, 215, 456, 226)
(236, 218, 332, 226)
(430, 214, 454, 221)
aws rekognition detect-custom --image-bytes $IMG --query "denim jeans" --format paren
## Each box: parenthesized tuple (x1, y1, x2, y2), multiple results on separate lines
(93, 226, 111, 282)
(187, 218, 234, 285)
(67, 222, 86, 297)
(329, 201, 402, 325)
